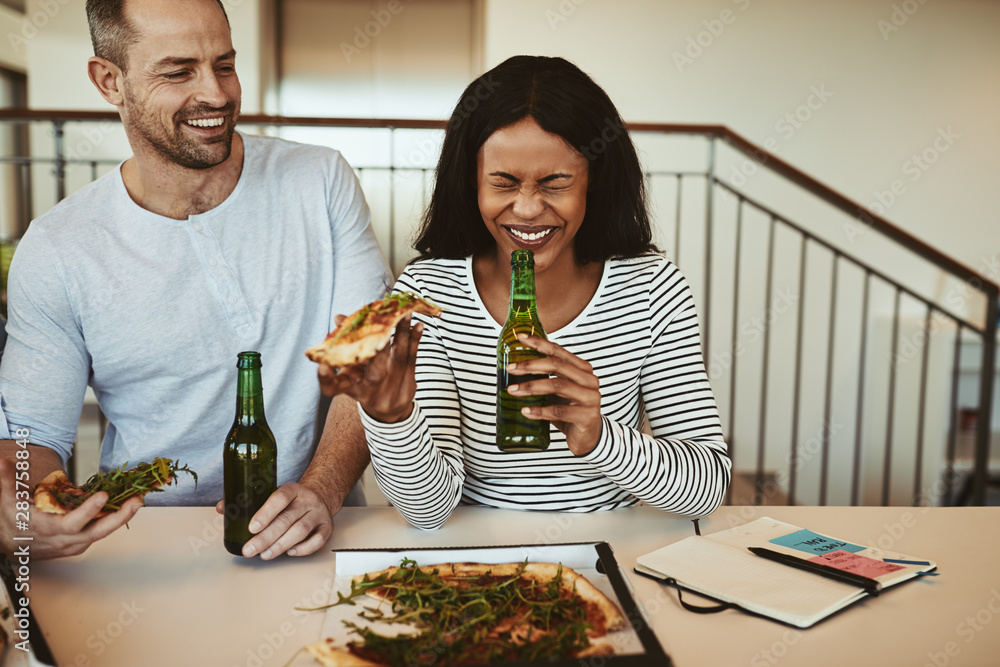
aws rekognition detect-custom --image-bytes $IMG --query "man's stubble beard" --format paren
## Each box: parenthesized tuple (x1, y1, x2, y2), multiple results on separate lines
(122, 79, 240, 171)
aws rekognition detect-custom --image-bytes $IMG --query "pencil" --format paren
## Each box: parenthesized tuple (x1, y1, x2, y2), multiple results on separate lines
(748, 546, 882, 595)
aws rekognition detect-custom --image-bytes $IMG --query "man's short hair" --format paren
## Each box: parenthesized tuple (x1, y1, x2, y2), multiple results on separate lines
(85, 0, 230, 72)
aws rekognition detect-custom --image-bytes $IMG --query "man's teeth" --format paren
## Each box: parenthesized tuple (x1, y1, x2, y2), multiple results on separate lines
(509, 228, 553, 241)
(185, 118, 224, 128)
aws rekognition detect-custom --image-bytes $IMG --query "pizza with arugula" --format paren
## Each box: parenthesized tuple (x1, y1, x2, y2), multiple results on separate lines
(298, 559, 627, 666)
(33, 458, 197, 517)
(305, 292, 442, 369)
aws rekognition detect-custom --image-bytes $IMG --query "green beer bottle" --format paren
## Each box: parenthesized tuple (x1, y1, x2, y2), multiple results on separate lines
(223, 351, 277, 556)
(496, 249, 550, 452)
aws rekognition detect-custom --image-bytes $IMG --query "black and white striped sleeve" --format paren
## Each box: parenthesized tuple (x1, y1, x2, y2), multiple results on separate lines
(580, 260, 731, 516)
(358, 272, 467, 530)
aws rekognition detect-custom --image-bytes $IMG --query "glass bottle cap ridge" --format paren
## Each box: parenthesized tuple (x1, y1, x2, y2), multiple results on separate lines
(237, 351, 262, 367)
(511, 249, 534, 265)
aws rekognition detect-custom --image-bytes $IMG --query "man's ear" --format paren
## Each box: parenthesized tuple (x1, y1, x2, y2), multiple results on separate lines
(87, 56, 125, 106)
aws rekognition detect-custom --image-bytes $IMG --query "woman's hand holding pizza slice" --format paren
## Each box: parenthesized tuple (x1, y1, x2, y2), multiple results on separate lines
(310, 293, 441, 424)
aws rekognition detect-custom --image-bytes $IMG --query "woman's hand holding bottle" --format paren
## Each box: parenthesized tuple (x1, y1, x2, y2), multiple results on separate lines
(505, 332, 603, 457)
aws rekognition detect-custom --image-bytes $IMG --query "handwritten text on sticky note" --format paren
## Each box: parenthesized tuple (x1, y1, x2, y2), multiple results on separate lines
(770, 529, 865, 555)
(810, 550, 905, 579)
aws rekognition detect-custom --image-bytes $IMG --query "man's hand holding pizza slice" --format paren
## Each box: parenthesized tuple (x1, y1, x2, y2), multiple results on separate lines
(310, 292, 442, 424)
(0, 454, 143, 561)
(1, 453, 197, 561)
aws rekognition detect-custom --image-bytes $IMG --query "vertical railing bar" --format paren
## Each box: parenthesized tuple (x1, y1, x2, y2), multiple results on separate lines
(851, 271, 872, 506)
(674, 174, 682, 269)
(972, 296, 998, 505)
(944, 324, 963, 505)
(274, 0, 286, 115)
(644, 171, 653, 254)
(20, 161, 33, 227)
(913, 304, 933, 505)
(789, 233, 808, 506)
(883, 289, 902, 506)
(755, 215, 776, 504)
(52, 120, 66, 202)
(644, 172, 653, 210)
(91, 160, 98, 182)
(703, 137, 716, 365)
(726, 198, 744, 505)
(820, 252, 839, 506)
(388, 128, 397, 273)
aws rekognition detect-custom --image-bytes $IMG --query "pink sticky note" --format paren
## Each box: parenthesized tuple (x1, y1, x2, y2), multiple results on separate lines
(810, 550, 905, 579)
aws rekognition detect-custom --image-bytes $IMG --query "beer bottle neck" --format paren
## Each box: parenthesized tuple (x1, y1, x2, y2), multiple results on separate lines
(235, 354, 266, 424)
(508, 261, 538, 316)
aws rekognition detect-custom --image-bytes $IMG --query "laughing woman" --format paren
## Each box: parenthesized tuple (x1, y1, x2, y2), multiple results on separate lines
(320, 55, 731, 529)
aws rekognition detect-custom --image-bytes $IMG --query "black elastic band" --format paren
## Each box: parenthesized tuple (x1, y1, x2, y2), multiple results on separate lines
(665, 578, 739, 614)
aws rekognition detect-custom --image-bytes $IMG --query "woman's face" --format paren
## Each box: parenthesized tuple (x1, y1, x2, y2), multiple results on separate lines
(476, 117, 589, 274)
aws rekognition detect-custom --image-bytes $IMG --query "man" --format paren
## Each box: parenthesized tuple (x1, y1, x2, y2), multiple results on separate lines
(0, 0, 391, 560)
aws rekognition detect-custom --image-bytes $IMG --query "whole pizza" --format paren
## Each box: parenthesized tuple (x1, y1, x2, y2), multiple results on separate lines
(300, 559, 627, 666)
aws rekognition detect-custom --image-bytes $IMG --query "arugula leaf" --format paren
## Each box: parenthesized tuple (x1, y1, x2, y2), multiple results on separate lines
(328, 292, 441, 346)
(53, 458, 197, 512)
(315, 559, 594, 665)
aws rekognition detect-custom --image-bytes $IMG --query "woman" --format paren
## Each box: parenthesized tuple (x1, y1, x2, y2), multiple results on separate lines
(321, 55, 731, 530)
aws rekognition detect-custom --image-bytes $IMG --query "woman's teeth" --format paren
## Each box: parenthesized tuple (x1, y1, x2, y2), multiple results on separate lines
(185, 118, 225, 128)
(509, 228, 552, 241)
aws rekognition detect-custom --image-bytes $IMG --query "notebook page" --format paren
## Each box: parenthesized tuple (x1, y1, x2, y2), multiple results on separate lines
(636, 535, 864, 627)
(706, 517, 935, 587)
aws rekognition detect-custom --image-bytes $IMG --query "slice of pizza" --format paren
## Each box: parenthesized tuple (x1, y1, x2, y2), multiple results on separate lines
(300, 559, 626, 665)
(33, 458, 197, 517)
(305, 292, 442, 369)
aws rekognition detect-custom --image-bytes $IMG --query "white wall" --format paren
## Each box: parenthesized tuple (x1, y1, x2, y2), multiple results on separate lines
(0, 3, 27, 72)
(279, 0, 479, 119)
(19, 0, 265, 216)
(482, 0, 1000, 283)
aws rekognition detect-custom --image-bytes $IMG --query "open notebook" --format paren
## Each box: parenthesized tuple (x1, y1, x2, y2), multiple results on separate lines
(635, 517, 937, 628)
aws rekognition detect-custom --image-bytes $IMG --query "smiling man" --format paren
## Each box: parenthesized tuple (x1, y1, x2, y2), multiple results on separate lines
(0, 0, 392, 560)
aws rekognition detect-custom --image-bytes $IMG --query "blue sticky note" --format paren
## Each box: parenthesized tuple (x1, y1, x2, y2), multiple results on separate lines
(770, 529, 865, 556)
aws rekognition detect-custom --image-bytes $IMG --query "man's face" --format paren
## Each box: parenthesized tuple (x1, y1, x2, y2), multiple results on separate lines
(119, 0, 241, 170)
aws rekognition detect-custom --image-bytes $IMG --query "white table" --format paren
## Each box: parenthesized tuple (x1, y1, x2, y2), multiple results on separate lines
(23, 505, 1000, 666)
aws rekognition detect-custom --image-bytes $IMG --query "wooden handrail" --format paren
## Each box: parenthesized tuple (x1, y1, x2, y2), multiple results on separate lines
(0, 108, 451, 128)
(1, 108, 996, 295)
(712, 126, 998, 296)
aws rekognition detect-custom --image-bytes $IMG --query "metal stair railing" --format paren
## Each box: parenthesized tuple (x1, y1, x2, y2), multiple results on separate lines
(0, 109, 996, 507)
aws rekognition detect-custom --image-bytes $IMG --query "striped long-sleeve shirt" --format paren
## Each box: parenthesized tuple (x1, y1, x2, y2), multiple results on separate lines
(359, 253, 731, 529)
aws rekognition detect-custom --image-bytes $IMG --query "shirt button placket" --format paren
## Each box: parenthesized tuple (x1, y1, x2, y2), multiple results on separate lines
(192, 217, 251, 336)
